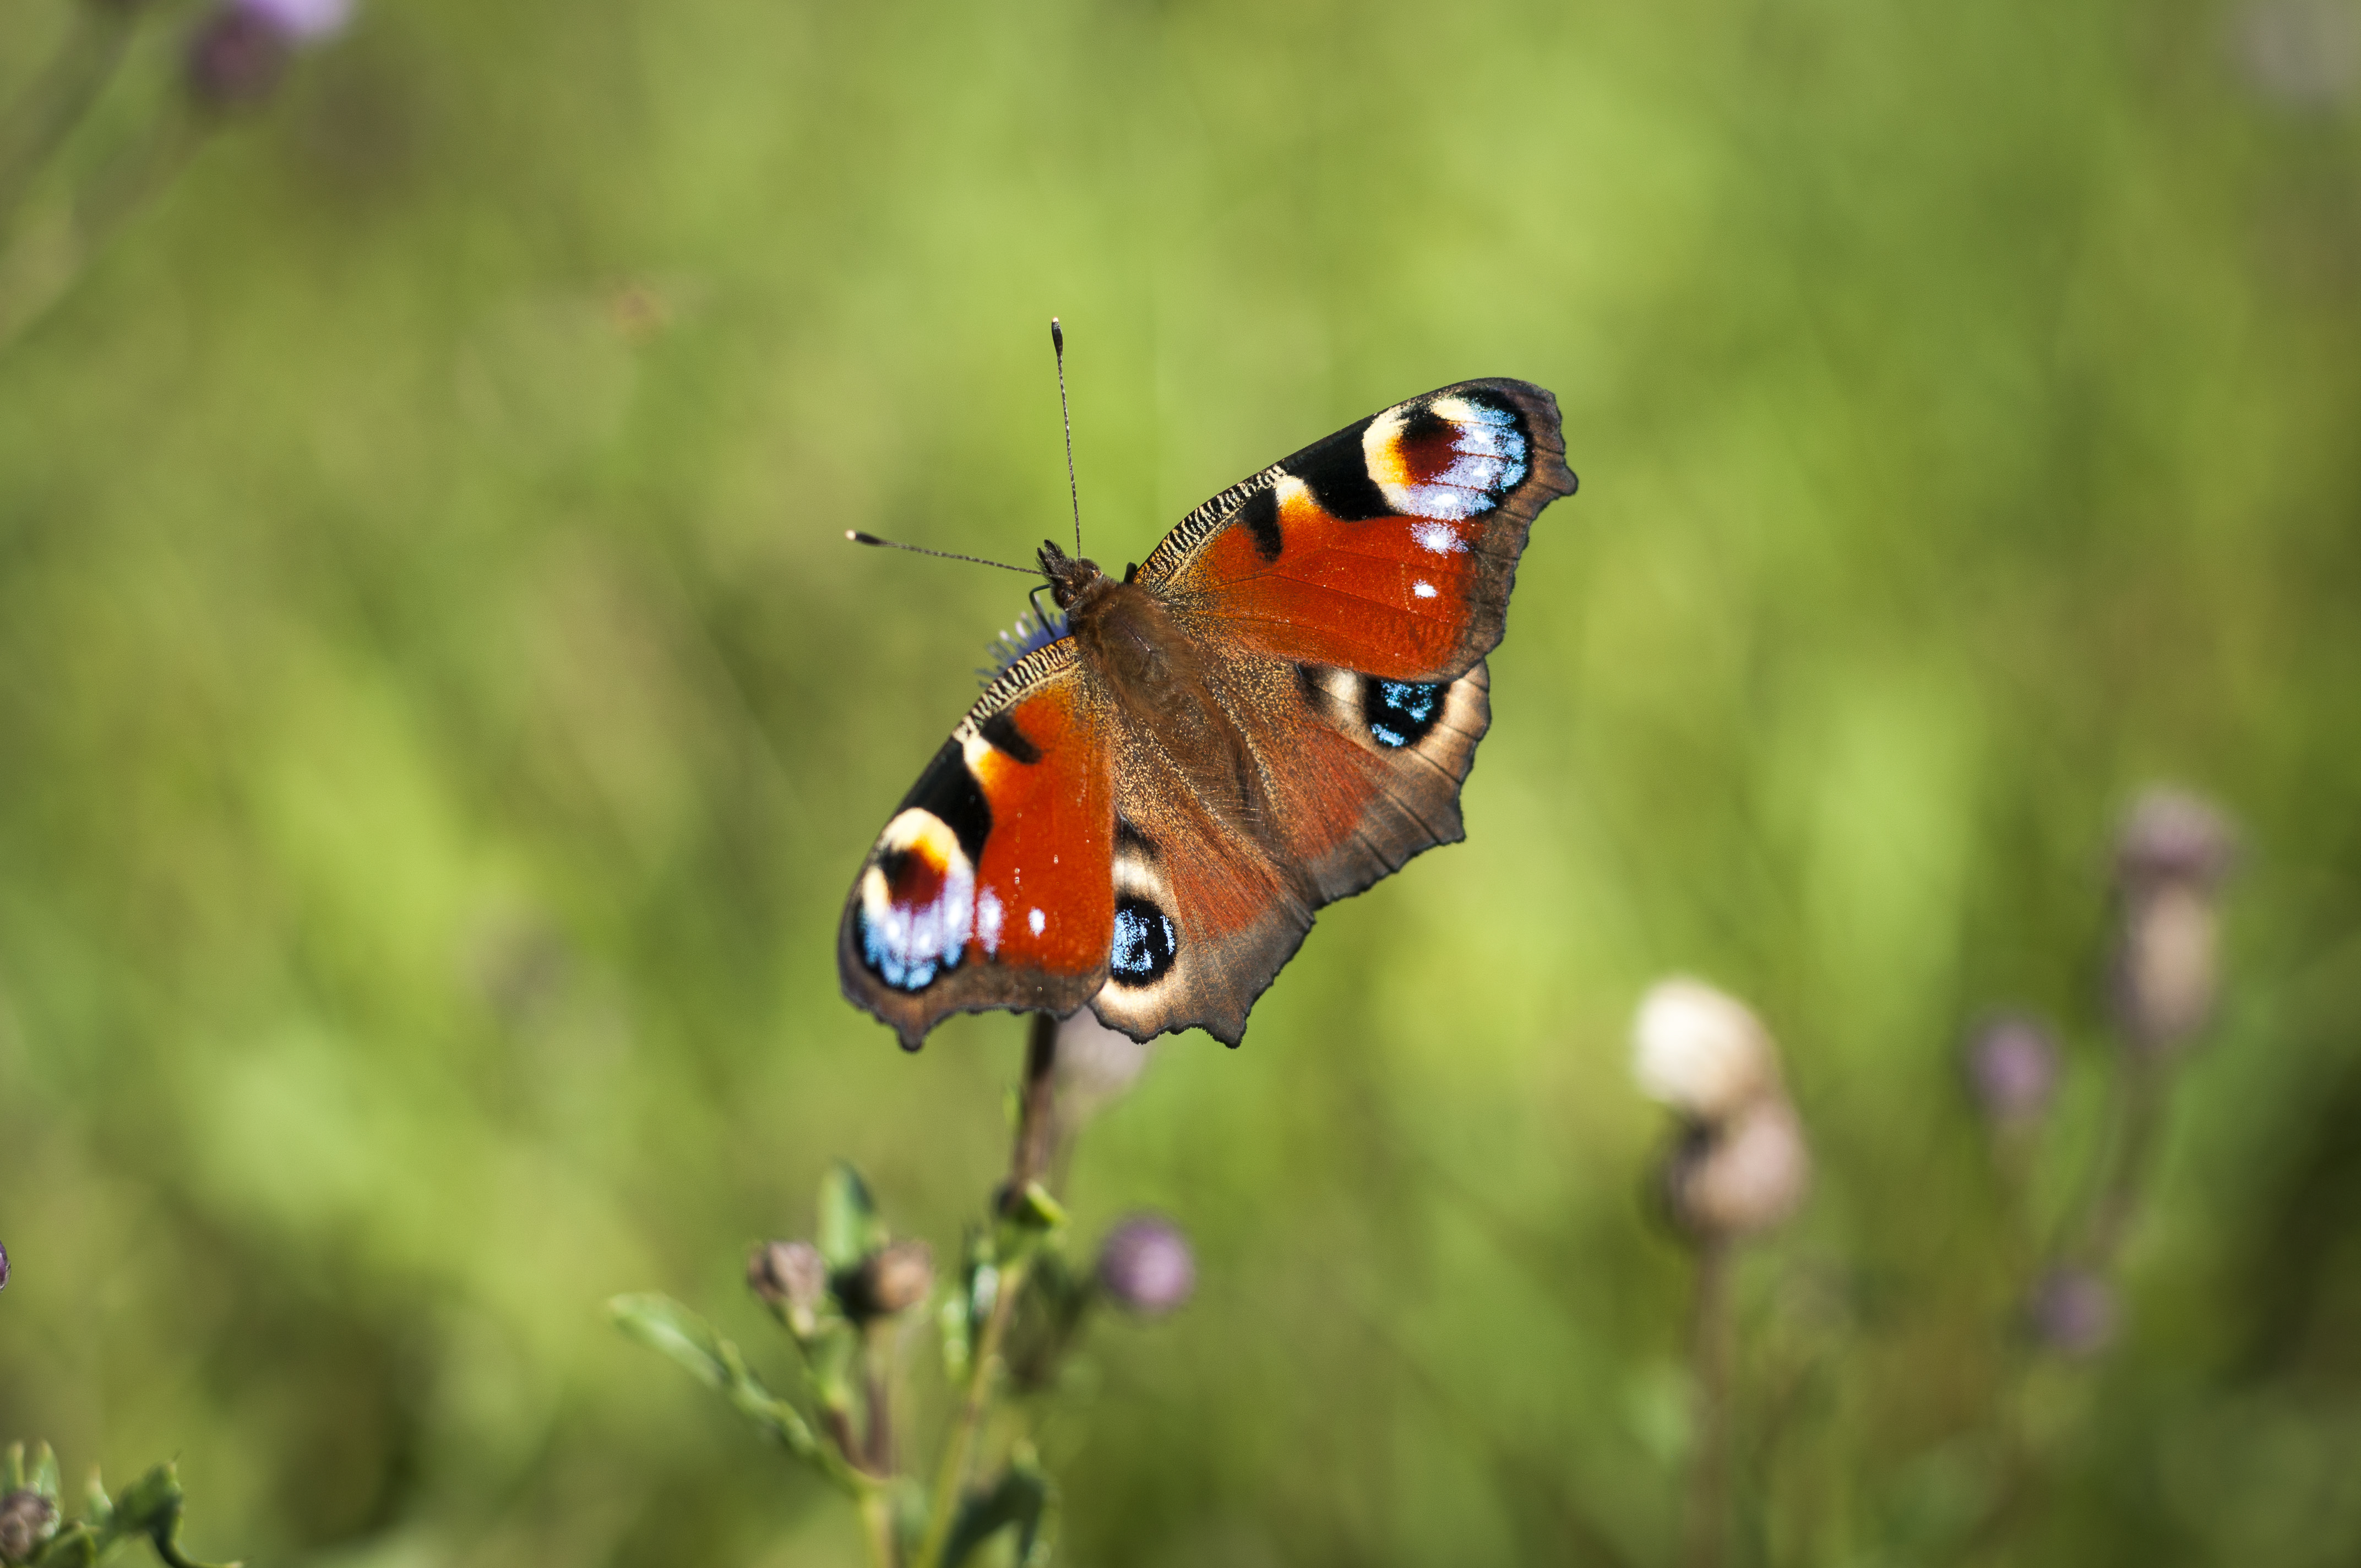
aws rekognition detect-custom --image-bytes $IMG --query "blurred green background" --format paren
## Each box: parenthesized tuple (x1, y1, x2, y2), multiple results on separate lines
(4, 0, 2360, 1561)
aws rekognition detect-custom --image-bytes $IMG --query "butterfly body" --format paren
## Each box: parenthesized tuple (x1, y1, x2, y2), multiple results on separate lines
(842, 378, 1577, 1049)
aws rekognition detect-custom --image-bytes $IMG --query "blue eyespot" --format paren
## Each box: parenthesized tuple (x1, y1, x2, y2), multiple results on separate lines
(1364, 679, 1444, 749)
(1109, 896, 1178, 988)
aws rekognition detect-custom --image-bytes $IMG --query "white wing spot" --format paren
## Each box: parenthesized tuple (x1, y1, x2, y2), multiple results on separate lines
(1412, 521, 1465, 555)
(1029, 907, 1047, 937)
(1412, 579, 1438, 599)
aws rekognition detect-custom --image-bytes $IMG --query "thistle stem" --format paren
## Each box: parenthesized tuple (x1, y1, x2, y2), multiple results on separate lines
(856, 1487, 897, 1568)
(910, 1012, 1059, 1568)
(1683, 1235, 1734, 1568)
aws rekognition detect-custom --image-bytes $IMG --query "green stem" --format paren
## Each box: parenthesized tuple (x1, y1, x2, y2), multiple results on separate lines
(910, 1012, 1059, 1568)
(857, 1486, 898, 1568)
(1683, 1236, 1734, 1568)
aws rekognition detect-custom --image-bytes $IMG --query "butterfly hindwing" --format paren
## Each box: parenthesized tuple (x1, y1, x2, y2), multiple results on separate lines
(1082, 658, 1492, 1044)
(838, 641, 1116, 1049)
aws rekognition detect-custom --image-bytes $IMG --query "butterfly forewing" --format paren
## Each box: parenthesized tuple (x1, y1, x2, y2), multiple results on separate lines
(838, 643, 1116, 1049)
(1143, 378, 1574, 683)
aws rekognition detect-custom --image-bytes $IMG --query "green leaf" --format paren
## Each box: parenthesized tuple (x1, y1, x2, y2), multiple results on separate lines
(28, 1444, 60, 1505)
(1005, 1182, 1067, 1234)
(938, 1286, 972, 1383)
(610, 1293, 732, 1390)
(607, 1295, 866, 1495)
(31, 1523, 101, 1567)
(81, 1468, 112, 1532)
(104, 1463, 239, 1568)
(817, 1163, 887, 1271)
(940, 1464, 1053, 1568)
(5, 1442, 22, 1491)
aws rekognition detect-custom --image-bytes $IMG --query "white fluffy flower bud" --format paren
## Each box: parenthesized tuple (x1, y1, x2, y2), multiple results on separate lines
(1631, 978, 1779, 1123)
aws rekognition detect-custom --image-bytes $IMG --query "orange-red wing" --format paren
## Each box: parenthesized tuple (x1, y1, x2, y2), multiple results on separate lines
(838, 641, 1115, 1049)
(1141, 379, 1575, 683)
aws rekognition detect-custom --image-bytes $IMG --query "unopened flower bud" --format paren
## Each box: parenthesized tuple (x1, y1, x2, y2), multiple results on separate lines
(186, 0, 352, 108)
(2116, 788, 2237, 894)
(0, 1490, 56, 1567)
(843, 1239, 935, 1321)
(0, 1239, 9, 1291)
(1664, 1095, 1812, 1240)
(1096, 1215, 1195, 1316)
(2109, 789, 2237, 1052)
(1053, 1005, 1156, 1130)
(1965, 1015, 2060, 1127)
(1631, 978, 1780, 1124)
(747, 1239, 829, 1336)
(2029, 1267, 2117, 1357)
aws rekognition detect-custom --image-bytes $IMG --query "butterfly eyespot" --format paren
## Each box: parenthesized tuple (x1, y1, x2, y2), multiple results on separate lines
(1363, 678, 1445, 750)
(857, 808, 977, 993)
(1364, 392, 1529, 521)
(1108, 895, 1178, 988)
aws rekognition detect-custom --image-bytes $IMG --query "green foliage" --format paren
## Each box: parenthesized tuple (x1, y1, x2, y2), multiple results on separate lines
(3, 1442, 235, 1568)
(2, 0, 2360, 1563)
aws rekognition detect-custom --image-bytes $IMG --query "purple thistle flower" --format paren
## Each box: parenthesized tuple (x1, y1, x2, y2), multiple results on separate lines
(1965, 1015, 2060, 1128)
(187, 0, 352, 108)
(1097, 1215, 1195, 1316)
(2030, 1267, 2118, 1357)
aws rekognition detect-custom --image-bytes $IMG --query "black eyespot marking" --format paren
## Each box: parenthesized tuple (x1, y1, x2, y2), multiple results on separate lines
(980, 710, 1041, 765)
(1362, 678, 1445, 750)
(1397, 397, 1452, 455)
(1114, 815, 1160, 861)
(1284, 415, 1392, 521)
(1238, 486, 1284, 562)
(1108, 895, 1178, 988)
(900, 739, 992, 861)
(1293, 662, 1329, 713)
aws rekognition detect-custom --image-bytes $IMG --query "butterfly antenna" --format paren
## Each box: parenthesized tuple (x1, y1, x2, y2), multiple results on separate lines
(845, 531, 1038, 576)
(1052, 317, 1081, 557)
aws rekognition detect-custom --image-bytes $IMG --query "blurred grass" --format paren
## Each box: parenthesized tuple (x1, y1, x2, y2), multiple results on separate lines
(1, 0, 2359, 1562)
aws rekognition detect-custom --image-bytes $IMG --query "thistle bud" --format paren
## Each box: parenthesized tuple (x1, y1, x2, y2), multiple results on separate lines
(186, 0, 352, 108)
(1053, 1005, 1156, 1131)
(1663, 1094, 1813, 1241)
(843, 1239, 935, 1321)
(747, 1239, 829, 1337)
(1096, 1215, 1195, 1316)
(2115, 787, 2237, 894)
(2112, 788, 2237, 1052)
(2029, 1267, 2117, 1357)
(1964, 1015, 2060, 1128)
(0, 1490, 55, 1567)
(1631, 978, 1780, 1125)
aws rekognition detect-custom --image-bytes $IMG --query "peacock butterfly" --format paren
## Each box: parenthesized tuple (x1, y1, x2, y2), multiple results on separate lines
(839, 364, 1577, 1049)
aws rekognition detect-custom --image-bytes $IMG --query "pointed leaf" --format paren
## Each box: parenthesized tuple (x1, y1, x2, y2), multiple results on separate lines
(104, 1463, 240, 1568)
(29, 1444, 60, 1505)
(81, 1468, 112, 1532)
(941, 1465, 1052, 1568)
(608, 1294, 732, 1390)
(817, 1163, 887, 1270)
(607, 1295, 867, 1494)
